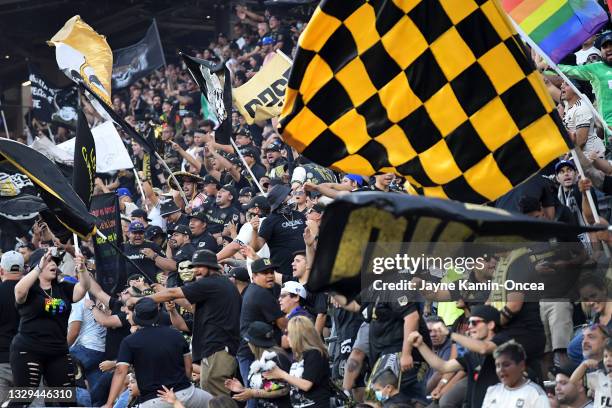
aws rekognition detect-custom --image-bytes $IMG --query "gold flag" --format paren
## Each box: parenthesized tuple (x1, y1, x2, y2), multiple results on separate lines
(48, 15, 113, 105)
(279, 0, 571, 204)
(233, 52, 292, 124)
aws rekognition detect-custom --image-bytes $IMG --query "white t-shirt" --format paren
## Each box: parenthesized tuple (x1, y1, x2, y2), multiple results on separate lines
(587, 369, 612, 408)
(236, 217, 270, 260)
(482, 380, 550, 408)
(68, 293, 107, 352)
(563, 99, 605, 158)
(148, 202, 163, 229)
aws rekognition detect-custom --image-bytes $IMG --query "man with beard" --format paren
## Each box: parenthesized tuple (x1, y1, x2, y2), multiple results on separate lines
(359, 173, 394, 192)
(556, 32, 612, 129)
(188, 211, 219, 253)
(164, 225, 196, 288)
(553, 362, 594, 408)
(555, 160, 596, 228)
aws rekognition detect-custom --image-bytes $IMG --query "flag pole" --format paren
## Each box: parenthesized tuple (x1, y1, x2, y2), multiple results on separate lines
(0, 98, 9, 138)
(230, 137, 266, 195)
(132, 169, 149, 212)
(73, 233, 80, 254)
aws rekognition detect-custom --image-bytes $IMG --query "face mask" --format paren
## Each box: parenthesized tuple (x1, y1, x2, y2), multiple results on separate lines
(374, 390, 388, 403)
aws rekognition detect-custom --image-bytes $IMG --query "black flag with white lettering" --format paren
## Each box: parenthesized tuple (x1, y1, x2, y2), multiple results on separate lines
(73, 109, 96, 209)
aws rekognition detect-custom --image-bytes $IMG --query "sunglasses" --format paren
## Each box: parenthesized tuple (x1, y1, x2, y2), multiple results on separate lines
(468, 318, 486, 327)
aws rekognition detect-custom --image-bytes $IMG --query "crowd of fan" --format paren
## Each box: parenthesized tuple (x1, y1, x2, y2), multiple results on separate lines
(1, 5, 612, 408)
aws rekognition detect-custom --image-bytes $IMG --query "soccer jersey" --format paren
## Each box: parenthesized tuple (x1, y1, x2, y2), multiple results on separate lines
(586, 369, 612, 408)
(481, 380, 550, 408)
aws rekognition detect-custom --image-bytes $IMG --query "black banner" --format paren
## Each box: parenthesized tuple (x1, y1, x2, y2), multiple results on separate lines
(310, 193, 601, 300)
(73, 110, 96, 209)
(28, 65, 78, 128)
(0, 139, 97, 241)
(91, 193, 124, 294)
(112, 20, 165, 89)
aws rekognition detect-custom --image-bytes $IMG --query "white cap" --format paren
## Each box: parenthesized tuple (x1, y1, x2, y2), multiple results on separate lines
(281, 280, 308, 299)
(1, 250, 24, 272)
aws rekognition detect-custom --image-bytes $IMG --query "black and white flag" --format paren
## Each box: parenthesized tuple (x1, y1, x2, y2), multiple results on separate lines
(112, 20, 165, 89)
(28, 65, 78, 128)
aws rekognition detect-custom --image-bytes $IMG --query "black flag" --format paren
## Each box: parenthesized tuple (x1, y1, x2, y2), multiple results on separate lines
(79, 82, 156, 154)
(180, 52, 232, 145)
(112, 20, 165, 89)
(73, 110, 96, 209)
(310, 193, 600, 300)
(28, 64, 78, 128)
(0, 139, 97, 240)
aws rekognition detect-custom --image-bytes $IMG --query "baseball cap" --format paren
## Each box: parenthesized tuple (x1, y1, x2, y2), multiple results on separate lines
(116, 188, 132, 198)
(128, 221, 146, 233)
(555, 159, 576, 174)
(597, 31, 612, 49)
(244, 321, 276, 348)
(251, 258, 277, 274)
(220, 184, 237, 198)
(145, 226, 164, 240)
(551, 361, 580, 378)
(281, 281, 308, 299)
(239, 187, 254, 197)
(264, 143, 282, 152)
(188, 211, 208, 223)
(261, 36, 275, 46)
(235, 127, 251, 138)
(344, 174, 364, 186)
(170, 224, 192, 237)
(133, 298, 160, 327)
(240, 147, 257, 158)
(1, 250, 24, 272)
(202, 175, 221, 187)
(160, 200, 180, 217)
(309, 203, 326, 214)
(247, 195, 270, 212)
(470, 305, 500, 328)
(230, 267, 250, 283)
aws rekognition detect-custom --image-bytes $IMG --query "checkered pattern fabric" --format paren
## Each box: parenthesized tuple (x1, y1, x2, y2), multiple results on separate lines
(279, 0, 571, 203)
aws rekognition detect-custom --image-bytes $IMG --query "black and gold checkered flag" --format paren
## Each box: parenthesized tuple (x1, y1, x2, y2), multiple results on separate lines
(280, 0, 571, 203)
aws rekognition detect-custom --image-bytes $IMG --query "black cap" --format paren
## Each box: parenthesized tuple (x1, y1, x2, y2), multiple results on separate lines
(267, 184, 291, 212)
(240, 146, 258, 158)
(188, 211, 208, 223)
(230, 267, 250, 283)
(251, 258, 277, 274)
(235, 127, 251, 137)
(191, 249, 220, 269)
(239, 187, 254, 197)
(247, 195, 270, 212)
(131, 209, 151, 221)
(220, 184, 237, 198)
(202, 175, 221, 187)
(170, 224, 192, 237)
(264, 143, 281, 152)
(160, 200, 180, 217)
(470, 305, 501, 329)
(145, 226, 164, 240)
(551, 361, 580, 378)
(310, 203, 326, 214)
(244, 321, 276, 348)
(133, 298, 160, 327)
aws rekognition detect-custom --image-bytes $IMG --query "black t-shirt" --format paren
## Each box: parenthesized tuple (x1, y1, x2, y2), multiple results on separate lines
(456, 332, 510, 408)
(289, 349, 330, 408)
(123, 241, 164, 283)
(173, 243, 196, 263)
(330, 307, 364, 381)
(495, 173, 555, 212)
(259, 211, 306, 275)
(12, 280, 75, 355)
(206, 204, 241, 234)
(191, 232, 220, 253)
(238, 284, 284, 359)
(0, 280, 19, 363)
(117, 326, 192, 403)
(235, 163, 268, 192)
(181, 274, 241, 361)
(368, 301, 431, 363)
(104, 298, 131, 360)
(383, 392, 413, 407)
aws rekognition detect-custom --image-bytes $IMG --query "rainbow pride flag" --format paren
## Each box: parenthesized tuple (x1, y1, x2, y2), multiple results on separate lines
(502, 0, 609, 62)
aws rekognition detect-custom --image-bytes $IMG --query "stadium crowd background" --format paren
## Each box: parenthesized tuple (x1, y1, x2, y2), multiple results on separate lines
(0, 2, 611, 408)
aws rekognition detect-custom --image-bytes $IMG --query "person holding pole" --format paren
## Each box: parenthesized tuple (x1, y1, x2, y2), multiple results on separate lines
(9, 248, 91, 406)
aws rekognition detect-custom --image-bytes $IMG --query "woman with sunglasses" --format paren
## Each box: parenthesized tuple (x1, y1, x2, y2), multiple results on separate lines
(10, 248, 91, 406)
